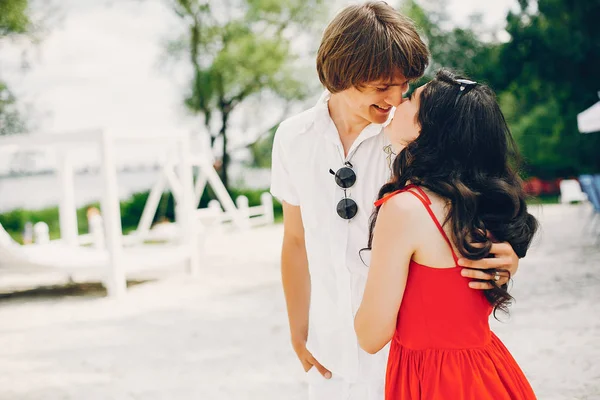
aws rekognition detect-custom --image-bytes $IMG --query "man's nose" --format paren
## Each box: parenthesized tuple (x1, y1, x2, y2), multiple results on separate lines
(385, 86, 404, 107)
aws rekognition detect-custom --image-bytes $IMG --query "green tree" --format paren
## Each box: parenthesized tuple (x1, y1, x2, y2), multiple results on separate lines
(0, 81, 27, 135)
(0, 0, 31, 135)
(166, 0, 325, 189)
(247, 122, 277, 168)
(402, 0, 503, 86)
(404, 0, 600, 178)
(0, 0, 29, 36)
(497, 0, 600, 177)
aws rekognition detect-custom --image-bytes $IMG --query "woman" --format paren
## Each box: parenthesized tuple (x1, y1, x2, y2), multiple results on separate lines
(354, 69, 538, 399)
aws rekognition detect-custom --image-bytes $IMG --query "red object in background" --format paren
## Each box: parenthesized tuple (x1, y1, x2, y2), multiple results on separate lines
(523, 177, 543, 196)
(540, 179, 560, 195)
(522, 177, 562, 196)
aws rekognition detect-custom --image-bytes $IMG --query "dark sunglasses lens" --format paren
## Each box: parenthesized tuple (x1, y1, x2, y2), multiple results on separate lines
(335, 167, 356, 189)
(337, 198, 358, 220)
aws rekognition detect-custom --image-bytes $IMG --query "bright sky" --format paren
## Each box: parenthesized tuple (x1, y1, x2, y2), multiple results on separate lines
(0, 0, 518, 170)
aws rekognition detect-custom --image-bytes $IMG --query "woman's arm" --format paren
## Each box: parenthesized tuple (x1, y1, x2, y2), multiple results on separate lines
(354, 193, 418, 354)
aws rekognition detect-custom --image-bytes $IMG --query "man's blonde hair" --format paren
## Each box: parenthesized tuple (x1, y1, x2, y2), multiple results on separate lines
(317, 1, 429, 93)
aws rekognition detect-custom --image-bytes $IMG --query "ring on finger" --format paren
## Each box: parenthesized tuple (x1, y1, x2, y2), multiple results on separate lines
(493, 272, 501, 281)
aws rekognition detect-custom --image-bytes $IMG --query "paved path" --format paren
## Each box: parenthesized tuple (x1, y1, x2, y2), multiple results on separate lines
(0, 204, 598, 399)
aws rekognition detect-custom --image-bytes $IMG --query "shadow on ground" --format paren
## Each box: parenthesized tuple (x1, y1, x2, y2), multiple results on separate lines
(0, 280, 153, 302)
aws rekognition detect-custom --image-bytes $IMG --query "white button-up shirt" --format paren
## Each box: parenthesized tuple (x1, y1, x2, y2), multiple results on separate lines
(270, 91, 394, 382)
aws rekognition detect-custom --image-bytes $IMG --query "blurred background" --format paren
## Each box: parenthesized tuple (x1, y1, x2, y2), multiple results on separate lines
(0, 1, 599, 399)
(1, 0, 599, 237)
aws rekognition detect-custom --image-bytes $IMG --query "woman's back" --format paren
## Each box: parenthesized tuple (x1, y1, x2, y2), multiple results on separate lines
(388, 186, 493, 349)
(379, 185, 535, 400)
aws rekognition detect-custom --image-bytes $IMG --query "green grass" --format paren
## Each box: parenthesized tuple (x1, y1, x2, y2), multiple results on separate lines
(526, 195, 560, 205)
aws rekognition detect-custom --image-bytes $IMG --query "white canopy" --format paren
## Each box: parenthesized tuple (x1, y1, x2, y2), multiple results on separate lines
(578, 96, 600, 134)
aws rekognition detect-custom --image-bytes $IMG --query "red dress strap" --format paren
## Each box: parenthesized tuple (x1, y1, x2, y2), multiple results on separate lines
(374, 184, 420, 207)
(374, 185, 459, 264)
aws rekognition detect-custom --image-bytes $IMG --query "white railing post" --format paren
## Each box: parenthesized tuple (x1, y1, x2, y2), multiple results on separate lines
(261, 192, 274, 224)
(208, 200, 223, 231)
(98, 130, 126, 298)
(33, 222, 50, 244)
(87, 208, 105, 249)
(199, 159, 246, 229)
(235, 195, 251, 229)
(177, 134, 200, 275)
(56, 151, 79, 246)
(236, 195, 249, 217)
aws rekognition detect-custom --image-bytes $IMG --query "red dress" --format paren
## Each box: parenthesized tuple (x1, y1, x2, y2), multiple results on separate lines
(375, 186, 536, 400)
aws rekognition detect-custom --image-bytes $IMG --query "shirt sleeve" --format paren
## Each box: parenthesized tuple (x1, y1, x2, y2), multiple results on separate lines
(270, 127, 300, 206)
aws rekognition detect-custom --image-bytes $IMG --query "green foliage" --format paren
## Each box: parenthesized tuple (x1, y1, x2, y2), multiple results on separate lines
(0, 0, 31, 135)
(0, 187, 281, 243)
(167, 0, 325, 188)
(0, 81, 27, 135)
(403, 0, 600, 178)
(247, 123, 277, 168)
(402, 0, 500, 82)
(0, 207, 60, 242)
(0, 0, 30, 36)
(497, 0, 600, 176)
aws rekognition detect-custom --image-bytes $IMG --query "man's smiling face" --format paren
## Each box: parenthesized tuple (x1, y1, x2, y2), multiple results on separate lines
(341, 74, 410, 125)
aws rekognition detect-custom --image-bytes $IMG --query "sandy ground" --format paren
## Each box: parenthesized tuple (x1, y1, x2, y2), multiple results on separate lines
(0, 204, 598, 400)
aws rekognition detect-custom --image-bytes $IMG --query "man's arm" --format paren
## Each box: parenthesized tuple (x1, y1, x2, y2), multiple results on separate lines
(281, 201, 331, 379)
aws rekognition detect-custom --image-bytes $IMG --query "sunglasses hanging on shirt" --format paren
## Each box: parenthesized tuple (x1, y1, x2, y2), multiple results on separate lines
(329, 161, 358, 220)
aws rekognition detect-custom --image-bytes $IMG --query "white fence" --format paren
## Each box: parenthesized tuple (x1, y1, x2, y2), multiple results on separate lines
(196, 192, 274, 229)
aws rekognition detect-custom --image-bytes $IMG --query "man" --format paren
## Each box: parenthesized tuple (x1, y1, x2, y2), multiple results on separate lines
(270, 2, 520, 399)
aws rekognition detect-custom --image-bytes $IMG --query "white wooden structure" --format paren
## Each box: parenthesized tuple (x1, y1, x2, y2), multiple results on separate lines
(234, 193, 275, 227)
(578, 92, 600, 133)
(0, 129, 226, 297)
(197, 193, 275, 230)
(558, 179, 588, 204)
(132, 155, 248, 242)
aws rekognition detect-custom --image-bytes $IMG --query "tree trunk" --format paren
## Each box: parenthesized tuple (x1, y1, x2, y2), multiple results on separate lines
(219, 101, 232, 190)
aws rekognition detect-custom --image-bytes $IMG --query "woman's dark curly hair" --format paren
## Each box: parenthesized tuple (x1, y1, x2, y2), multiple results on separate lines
(367, 69, 538, 315)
